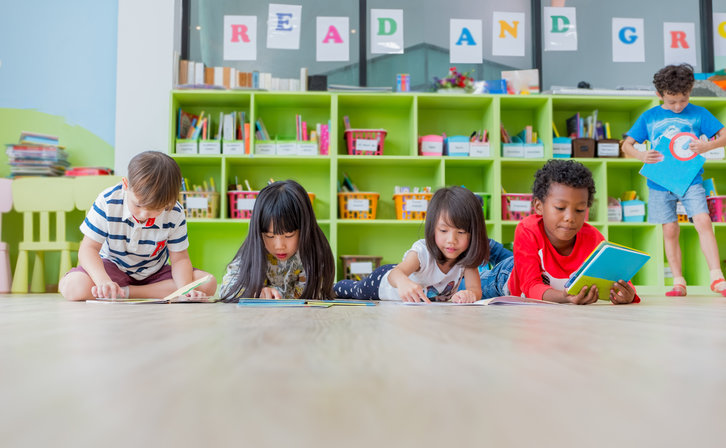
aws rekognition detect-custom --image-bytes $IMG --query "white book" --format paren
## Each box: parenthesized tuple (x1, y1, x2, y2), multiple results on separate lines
(300, 67, 308, 91)
(223, 113, 235, 141)
(217, 112, 224, 140)
(194, 62, 204, 84)
(186, 61, 195, 85)
(230, 68, 238, 88)
(214, 67, 224, 87)
(290, 79, 300, 91)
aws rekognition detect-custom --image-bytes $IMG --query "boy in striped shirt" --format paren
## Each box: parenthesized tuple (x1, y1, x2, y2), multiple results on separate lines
(59, 151, 217, 301)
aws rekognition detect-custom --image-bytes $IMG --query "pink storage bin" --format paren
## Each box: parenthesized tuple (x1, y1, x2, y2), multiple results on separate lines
(708, 196, 726, 222)
(418, 135, 444, 156)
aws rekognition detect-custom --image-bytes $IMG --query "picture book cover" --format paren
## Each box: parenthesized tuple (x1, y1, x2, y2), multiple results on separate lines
(400, 296, 559, 306)
(639, 133, 706, 196)
(565, 241, 650, 300)
(87, 275, 216, 304)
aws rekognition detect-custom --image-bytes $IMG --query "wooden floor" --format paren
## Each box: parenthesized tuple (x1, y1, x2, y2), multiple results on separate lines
(1, 294, 725, 448)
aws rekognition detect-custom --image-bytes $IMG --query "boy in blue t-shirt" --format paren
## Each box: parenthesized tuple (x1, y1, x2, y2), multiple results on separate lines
(622, 64, 726, 297)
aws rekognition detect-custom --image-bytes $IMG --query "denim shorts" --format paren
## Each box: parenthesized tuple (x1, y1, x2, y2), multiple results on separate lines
(647, 183, 709, 224)
(480, 256, 513, 299)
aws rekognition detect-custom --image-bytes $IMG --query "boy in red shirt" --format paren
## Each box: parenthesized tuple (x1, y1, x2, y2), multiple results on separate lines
(482, 160, 639, 304)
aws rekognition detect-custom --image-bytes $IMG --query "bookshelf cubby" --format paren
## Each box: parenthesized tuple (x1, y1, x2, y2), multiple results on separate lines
(170, 91, 726, 295)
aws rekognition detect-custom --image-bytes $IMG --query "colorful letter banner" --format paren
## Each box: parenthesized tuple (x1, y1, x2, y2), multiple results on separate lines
(612, 18, 644, 62)
(714, 13, 726, 57)
(266, 4, 302, 50)
(544, 7, 577, 51)
(371, 9, 404, 54)
(450, 19, 482, 64)
(492, 12, 525, 57)
(224, 15, 257, 61)
(663, 22, 697, 67)
(317, 17, 349, 62)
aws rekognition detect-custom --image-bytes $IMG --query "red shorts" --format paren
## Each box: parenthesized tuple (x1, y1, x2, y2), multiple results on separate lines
(66, 259, 193, 287)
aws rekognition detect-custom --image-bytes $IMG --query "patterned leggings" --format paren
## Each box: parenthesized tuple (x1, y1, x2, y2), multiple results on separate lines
(333, 264, 396, 300)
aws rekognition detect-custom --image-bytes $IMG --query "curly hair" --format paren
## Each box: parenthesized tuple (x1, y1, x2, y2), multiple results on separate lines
(653, 64, 694, 96)
(532, 160, 596, 207)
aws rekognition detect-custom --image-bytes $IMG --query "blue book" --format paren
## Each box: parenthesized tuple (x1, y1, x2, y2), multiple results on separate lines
(640, 133, 705, 196)
(565, 241, 650, 300)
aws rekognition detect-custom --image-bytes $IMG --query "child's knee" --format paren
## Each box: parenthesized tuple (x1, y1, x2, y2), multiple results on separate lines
(662, 222, 680, 239)
(59, 272, 93, 301)
(692, 212, 713, 231)
(194, 271, 217, 295)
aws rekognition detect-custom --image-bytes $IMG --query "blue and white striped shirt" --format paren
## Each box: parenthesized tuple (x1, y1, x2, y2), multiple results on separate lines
(80, 182, 189, 280)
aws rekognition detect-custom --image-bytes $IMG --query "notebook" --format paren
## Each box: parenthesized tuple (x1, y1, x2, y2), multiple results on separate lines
(565, 241, 650, 300)
(639, 133, 705, 196)
(87, 275, 216, 304)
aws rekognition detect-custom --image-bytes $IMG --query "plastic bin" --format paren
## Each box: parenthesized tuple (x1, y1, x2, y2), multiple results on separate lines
(393, 192, 433, 220)
(338, 192, 379, 219)
(708, 196, 726, 222)
(344, 129, 386, 155)
(228, 191, 315, 219)
(179, 191, 220, 219)
(419, 135, 444, 156)
(340, 255, 383, 281)
(501, 193, 533, 221)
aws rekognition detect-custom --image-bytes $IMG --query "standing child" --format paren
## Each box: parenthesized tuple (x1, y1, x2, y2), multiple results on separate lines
(481, 160, 639, 304)
(622, 63, 726, 297)
(334, 186, 489, 303)
(220, 180, 335, 301)
(59, 151, 217, 301)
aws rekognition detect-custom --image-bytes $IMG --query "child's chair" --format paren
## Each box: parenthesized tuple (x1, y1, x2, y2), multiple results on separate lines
(11, 177, 79, 293)
(73, 175, 122, 212)
(0, 179, 12, 293)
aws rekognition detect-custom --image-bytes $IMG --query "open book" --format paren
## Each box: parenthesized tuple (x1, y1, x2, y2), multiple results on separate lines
(237, 299, 376, 308)
(87, 275, 216, 304)
(400, 296, 559, 306)
(565, 241, 650, 300)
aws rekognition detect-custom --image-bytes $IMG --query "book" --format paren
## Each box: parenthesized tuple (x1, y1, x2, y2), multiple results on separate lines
(639, 133, 706, 196)
(565, 241, 650, 300)
(237, 299, 376, 308)
(400, 296, 559, 306)
(87, 275, 215, 304)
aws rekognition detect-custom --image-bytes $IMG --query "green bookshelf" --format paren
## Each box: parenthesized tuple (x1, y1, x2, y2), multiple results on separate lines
(169, 90, 725, 295)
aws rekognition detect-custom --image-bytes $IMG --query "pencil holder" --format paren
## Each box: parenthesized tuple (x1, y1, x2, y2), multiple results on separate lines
(393, 193, 432, 220)
(340, 255, 383, 281)
(344, 129, 386, 155)
(338, 192, 379, 219)
(179, 191, 220, 219)
(501, 193, 533, 220)
(708, 196, 726, 222)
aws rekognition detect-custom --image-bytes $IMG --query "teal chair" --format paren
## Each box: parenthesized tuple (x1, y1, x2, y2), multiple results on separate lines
(11, 177, 78, 293)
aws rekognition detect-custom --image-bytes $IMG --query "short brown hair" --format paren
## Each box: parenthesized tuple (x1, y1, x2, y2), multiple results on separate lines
(127, 151, 181, 210)
(653, 64, 694, 96)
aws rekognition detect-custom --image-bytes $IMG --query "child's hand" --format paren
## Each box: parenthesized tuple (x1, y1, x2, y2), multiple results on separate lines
(259, 287, 282, 299)
(638, 149, 664, 164)
(450, 290, 477, 303)
(565, 285, 599, 305)
(398, 279, 430, 303)
(184, 289, 208, 300)
(92, 281, 125, 299)
(609, 280, 636, 304)
(688, 139, 711, 155)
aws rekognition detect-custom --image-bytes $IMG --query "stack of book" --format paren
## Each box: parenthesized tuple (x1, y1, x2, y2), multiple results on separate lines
(5, 132, 69, 177)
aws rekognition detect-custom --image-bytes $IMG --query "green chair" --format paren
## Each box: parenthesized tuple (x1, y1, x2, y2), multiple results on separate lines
(11, 177, 78, 293)
(74, 175, 123, 212)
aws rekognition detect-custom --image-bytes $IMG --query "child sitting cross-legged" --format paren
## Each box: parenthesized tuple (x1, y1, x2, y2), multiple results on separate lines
(481, 160, 640, 304)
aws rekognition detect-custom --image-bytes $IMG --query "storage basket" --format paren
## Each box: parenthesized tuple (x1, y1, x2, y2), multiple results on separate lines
(340, 255, 383, 281)
(708, 196, 726, 222)
(393, 192, 432, 220)
(344, 129, 387, 155)
(228, 191, 315, 219)
(338, 192, 379, 219)
(179, 191, 220, 219)
(501, 193, 533, 221)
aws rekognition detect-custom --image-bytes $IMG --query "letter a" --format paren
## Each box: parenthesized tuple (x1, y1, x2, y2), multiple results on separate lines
(455, 28, 476, 46)
(323, 26, 343, 44)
